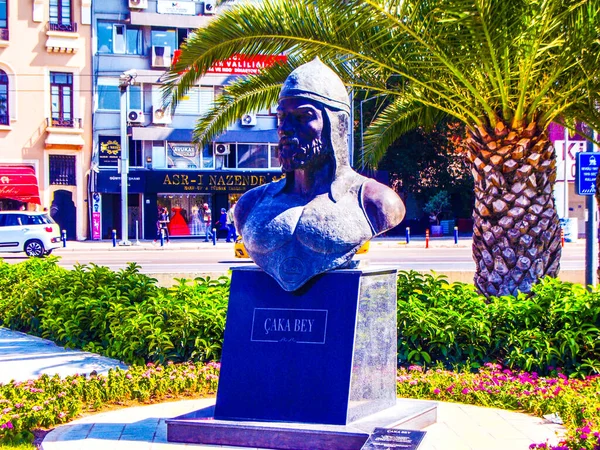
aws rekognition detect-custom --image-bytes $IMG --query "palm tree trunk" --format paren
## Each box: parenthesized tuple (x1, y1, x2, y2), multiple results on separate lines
(465, 121, 562, 297)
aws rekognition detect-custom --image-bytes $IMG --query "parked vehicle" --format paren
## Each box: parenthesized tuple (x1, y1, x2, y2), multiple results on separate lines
(0, 211, 62, 257)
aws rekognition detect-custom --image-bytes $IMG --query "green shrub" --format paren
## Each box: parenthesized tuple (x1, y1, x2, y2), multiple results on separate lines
(0, 259, 228, 365)
(397, 271, 600, 377)
(1, 259, 599, 377)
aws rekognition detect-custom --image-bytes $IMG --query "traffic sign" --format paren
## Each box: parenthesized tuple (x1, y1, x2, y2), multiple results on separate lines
(576, 152, 600, 195)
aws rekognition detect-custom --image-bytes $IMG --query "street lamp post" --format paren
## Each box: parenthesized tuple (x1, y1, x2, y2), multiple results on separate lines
(118, 69, 137, 246)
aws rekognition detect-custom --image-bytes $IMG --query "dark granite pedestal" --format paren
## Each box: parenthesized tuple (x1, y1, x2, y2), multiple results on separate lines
(166, 398, 437, 450)
(167, 266, 437, 449)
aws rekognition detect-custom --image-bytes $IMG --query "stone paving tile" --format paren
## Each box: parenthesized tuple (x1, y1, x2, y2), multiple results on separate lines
(41, 398, 566, 450)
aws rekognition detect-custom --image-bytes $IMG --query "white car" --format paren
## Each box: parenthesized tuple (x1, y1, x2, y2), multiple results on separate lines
(0, 211, 62, 257)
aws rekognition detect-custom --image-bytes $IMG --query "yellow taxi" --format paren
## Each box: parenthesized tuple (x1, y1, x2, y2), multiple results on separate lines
(234, 237, 370, 258)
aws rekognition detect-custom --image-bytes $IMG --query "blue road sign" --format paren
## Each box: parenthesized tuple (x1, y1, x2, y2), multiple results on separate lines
(576, 152, 600, 195)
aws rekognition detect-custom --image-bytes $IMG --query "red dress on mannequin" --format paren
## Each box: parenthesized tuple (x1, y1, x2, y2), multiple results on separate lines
(168, 206, 190, 236)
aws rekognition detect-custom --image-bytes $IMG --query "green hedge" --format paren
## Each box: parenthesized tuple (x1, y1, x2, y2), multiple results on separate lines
(1, 258, 599, 376)
(0, 258, 228, 366)
(397, 272, 600, 376)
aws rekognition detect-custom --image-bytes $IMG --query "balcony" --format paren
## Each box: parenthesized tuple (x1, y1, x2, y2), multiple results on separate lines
(45, 117, 85, 149)
(45, 22, 80, 53)
(0, 28, 8, 47)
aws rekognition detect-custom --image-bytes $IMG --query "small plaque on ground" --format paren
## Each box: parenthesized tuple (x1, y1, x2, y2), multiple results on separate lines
(361, 428, 426, 449)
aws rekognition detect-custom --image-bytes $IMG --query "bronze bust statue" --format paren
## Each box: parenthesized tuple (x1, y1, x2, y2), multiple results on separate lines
(235, 58, 405, 291)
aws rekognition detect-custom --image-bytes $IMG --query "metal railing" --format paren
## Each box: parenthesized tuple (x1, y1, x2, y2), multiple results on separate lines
(48, 22, 78, 33)
(0, 28, 8, 40)
(46, 117, 82, 128)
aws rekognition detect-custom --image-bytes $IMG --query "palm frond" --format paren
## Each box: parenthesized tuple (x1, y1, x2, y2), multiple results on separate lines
(362, 99, 448, 167)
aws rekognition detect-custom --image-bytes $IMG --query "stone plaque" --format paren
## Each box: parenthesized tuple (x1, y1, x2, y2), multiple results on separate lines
(361, 428, 426, 449)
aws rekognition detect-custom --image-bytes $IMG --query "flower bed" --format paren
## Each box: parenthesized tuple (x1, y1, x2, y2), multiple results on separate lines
(0, 362, 219, 445)
(397, 364, 600, 450)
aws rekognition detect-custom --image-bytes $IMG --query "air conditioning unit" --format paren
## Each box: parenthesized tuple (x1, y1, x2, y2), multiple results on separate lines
(152, 106, 171, 125)
(240, 113, 257, 126)
(127, 110, 144, 124)
(203, 0, 216, 14)
(128, 0, 148, 9)
(214, 143, 230, 156)
(151, 45, 172, 68)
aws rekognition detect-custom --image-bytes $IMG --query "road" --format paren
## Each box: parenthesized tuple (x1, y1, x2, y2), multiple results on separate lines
(0, 240, 587, 274)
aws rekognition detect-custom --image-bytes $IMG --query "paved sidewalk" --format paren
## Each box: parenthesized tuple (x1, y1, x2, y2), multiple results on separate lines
(39, 398, 565, 450)
(0, 327, 127, 384)
(0, 329, 566, 450)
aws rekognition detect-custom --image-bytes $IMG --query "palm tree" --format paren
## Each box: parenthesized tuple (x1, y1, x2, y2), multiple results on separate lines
(164, 0, 600, 297)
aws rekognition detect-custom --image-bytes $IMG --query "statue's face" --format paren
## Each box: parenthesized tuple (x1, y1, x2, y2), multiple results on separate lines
(277, 98, 326, 172)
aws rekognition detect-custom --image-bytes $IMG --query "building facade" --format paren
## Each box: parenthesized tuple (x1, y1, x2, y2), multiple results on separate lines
(91, 0, 281, 241)
(0, 0, 92, 240)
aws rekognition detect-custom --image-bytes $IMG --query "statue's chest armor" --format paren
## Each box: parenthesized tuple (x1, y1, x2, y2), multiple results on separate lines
(243, 192, 372, 256)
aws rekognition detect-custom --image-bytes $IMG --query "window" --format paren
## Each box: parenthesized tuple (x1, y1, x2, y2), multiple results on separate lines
(236, 144, 280, 169)
(97, 78, 119, 110)
(50, 72, 73, 127)
(128, 137, 143, 168)
(129, 84, 142, 110)
(49, 155, 76, 185)
(175, 87, 214, 115)
(151, 29, 176, 66)
(97, 22, 142, 55)
(0, 0, 7, 39)
(0, 70, 8, 125)
(49, 0, 75, 32)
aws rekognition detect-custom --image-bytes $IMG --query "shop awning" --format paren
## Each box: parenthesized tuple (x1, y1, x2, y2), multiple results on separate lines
(0, 165, 41, 204)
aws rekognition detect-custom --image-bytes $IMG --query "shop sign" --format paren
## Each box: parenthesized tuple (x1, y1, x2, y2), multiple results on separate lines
(157, 0, 196, 15)
(147, 170, 283, 193)
(169, 143, 196, 158)
(99, 137, 121, 167)
(96, 171, 146, 193)
(207, 54, 288, 75)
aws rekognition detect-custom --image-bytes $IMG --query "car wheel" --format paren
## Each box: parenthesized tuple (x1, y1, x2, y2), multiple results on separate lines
(24, 240, 45, 257)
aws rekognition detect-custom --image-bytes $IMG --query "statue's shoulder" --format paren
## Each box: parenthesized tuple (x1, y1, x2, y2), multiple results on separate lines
(361, 179, 405, 235)
(234, 177, 285, 227)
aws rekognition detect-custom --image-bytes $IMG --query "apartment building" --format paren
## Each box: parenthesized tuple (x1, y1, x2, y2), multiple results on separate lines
(0, 0, 92, 240)
(91, 0, 281, 240)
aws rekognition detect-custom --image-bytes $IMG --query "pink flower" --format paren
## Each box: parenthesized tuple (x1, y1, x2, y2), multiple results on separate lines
(433, 388, 441, 395)
(126, 373, 133, 379)
(0, 421, 13, 429)
(461, 388, 470, 395)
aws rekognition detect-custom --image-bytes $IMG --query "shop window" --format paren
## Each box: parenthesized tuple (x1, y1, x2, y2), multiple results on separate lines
(0, 0, 7, 40)
(0, 70, 8, 125)
(236, 144, 269, 169)
(97, 22, 142, 54)
(157, 194, 212, 237)
(49, 0, 75, 32)
(201, 145, 214, 169)
(49, 155, 76, 185)
(50, 72, 74, 127)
